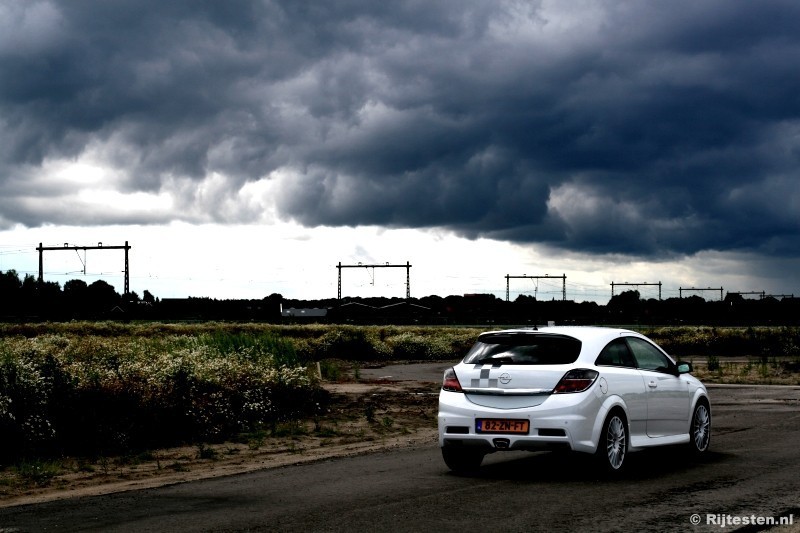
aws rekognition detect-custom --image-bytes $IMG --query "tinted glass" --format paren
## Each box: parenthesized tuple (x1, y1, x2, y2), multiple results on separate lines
(463, 333, 582, 365)
(596, 339, 636, 367)
(627, 337, 674, 373)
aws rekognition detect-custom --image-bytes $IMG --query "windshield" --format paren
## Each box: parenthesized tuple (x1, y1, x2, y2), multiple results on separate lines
(463, 333, 582, 365)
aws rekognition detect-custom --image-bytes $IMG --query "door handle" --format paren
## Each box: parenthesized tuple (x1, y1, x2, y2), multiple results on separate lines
(648, 380, 658, 388)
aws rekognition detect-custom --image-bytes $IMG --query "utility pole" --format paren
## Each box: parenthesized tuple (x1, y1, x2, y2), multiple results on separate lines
(37, 241, 131, 295)
(505, 274, 566, 302)
(336, 261, 411, 301)
(611, 281, 662, 300)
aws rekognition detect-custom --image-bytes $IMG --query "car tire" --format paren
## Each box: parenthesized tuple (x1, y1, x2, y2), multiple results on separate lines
(596, 410, 628, 472)
(688, 400, 711, 454)
(442, 447, 485, 473)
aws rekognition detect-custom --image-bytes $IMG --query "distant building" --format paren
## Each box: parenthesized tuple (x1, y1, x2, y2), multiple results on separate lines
(328, 300, 433, 323)
(281, 307, 329, 319)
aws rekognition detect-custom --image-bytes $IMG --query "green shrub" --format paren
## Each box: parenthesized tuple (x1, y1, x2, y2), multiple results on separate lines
(195, 331, 301, 366)
(308, 327, 390, 361)
(385, 333, 430, 359)
(0, 350, 56, 459)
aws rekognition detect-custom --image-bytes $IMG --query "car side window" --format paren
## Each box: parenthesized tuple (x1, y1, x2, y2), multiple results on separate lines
(626, 337, 675, 373)
(595, 339, 636, 367)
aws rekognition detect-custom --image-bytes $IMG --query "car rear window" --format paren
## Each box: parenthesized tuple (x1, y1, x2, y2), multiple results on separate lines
(463, 333, 582, 365)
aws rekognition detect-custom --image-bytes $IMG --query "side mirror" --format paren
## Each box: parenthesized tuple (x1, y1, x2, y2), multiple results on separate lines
(677, 361, 693, 374)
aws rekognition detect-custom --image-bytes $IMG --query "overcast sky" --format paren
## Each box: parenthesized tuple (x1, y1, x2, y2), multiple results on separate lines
(1, 0, 798, 303)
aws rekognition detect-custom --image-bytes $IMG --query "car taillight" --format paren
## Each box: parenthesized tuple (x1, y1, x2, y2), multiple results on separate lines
(554, 369, 599, 393)
(442, 367, 463, 392)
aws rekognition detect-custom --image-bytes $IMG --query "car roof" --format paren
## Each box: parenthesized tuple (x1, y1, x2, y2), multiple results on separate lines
(480, 325, 637, 340)
(477, 326, 645, 361)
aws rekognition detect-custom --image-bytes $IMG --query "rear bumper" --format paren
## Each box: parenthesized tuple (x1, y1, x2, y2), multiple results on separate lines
(437, 389, 603, 454)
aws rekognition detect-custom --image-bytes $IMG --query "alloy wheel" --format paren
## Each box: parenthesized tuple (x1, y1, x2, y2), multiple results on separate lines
(692, 403, 711, 452)
(606, 415, 627, 470)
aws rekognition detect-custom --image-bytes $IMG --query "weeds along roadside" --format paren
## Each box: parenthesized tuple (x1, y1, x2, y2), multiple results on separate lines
(0, 330, 323, 464)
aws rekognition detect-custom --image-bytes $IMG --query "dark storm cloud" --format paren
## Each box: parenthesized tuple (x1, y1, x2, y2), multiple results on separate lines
(1, 0, 799, 258)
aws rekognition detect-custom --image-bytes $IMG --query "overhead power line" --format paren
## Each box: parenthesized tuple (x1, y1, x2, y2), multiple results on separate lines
(336, 261, 412, 300)
(37, 242, 131, 295)
(611, 281, 662, 300)
(505, 274, 566, 302)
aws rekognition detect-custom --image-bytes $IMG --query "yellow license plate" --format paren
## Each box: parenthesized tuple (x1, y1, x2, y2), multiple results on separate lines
(476, 419, 529, 434)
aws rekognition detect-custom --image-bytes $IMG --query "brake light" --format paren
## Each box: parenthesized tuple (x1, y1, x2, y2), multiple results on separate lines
(554, 369, 599, 393)
(442, 367, 463, 392)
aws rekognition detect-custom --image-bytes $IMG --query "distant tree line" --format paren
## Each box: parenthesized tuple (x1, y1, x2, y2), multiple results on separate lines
(0, 270, 155, 320)
(0, 270, 283, 321)
(1, 269, 797, 325)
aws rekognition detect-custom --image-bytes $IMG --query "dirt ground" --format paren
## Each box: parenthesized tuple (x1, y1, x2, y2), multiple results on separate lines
(0, 377, 441, 509)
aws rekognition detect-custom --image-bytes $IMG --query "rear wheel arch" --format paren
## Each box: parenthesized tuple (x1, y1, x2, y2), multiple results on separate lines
(602, 406, 629, 442)
(593, 396, 628, 440)
(595, 407, 629, 472)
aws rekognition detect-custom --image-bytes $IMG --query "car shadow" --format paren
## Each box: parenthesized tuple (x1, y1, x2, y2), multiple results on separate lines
(449, 447, 731, 482)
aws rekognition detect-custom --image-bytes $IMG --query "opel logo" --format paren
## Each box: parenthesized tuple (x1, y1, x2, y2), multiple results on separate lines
(499, 372, 511, 384)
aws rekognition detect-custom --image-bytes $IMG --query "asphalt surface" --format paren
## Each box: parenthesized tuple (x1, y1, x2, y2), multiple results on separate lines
(1, 381, 799, 532)
(358, 361, 452, 383)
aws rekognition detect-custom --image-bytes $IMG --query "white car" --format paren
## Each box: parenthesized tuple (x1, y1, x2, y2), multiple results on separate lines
(438, 326, 710, 472)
